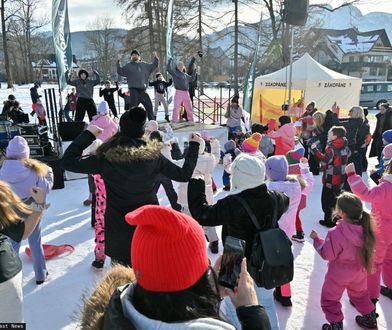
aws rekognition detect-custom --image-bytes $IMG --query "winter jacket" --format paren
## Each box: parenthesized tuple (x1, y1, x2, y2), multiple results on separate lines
(370, 109, 392, 157)
(259, 135, 274, 158)
(339, 117, 362, 150)
(149, 79, 172, 95)
(99, 83, 119, 105)
(0, 160, 53, 199)
(2, 101, 23, 120)
(268, 123, 296, 156)
(356, 119, 370, 151)
(167, 58, 196, 91)
(312, 137, 351, 190)
(117, 57, 159, 91)
(267, 179, 302, 238)
(188, 180, 289, 260)
(310, 127, 327, 152)
(348, 173, 392, 228)
(80, 261, 271, 330)
(90, 114, 119, 142)
(61, 131, 199, 263)
(178, 139, 220, 207)
(66, 71, 101, 99)
(313, 220, 368, 283)
(30, 86, 41, 104)
(225, 105, 243, 128)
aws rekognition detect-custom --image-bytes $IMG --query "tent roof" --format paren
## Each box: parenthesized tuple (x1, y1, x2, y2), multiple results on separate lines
(256, 53, 361, 82)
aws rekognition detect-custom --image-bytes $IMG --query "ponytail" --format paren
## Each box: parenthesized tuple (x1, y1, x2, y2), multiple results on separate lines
(359, 210, 376, 273)
(22, 159, 49, 177)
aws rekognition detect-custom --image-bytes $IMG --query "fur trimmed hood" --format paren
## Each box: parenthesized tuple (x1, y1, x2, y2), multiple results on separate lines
(102, 139, 163, 163)
(80, 265, 135, 330)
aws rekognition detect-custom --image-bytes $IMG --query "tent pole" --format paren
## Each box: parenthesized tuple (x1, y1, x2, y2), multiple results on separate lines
(287, 25, 294, 112)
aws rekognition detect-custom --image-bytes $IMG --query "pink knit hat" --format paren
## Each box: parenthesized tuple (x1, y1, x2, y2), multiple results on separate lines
(383, 143, 392, 160)
(6, 136, 30, 159)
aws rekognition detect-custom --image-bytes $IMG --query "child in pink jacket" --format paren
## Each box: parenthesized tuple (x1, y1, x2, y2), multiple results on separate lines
(310, 192, 377, 330)
(90, 101, 118, 142)
(267, 116, 296, 155)
(346, 160, 392, 302)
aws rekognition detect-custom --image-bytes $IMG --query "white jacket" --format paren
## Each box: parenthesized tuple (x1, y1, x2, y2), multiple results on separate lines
(178, 139, 220, 207)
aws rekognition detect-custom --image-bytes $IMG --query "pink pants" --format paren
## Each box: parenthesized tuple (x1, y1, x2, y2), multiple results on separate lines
(321, 264, 374, 323)
(367, 224, 392, 298)
(94, 175, 106, 261)
(172, 89, 193, 122)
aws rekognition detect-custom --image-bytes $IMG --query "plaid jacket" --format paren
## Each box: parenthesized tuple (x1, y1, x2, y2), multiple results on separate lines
(313, 137, 351, 190)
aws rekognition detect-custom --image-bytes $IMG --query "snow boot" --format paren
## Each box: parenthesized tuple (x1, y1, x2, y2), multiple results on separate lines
(380, 285, 392, 300)
(274, 287, 292, 307)
(165, 115, 170, 123)
(223, 185, 231, 191)
(292, 231, 305, 243)
(322, 321, 343, 330)
(92, 259, 105, 270)
(319, 220, 336, 228)
(36, 272, 49, 285)
(355, 310, 378, 329)
(349, 299, 379, 318)
(83, 199, 92, 206)
(208, 241, 219, 254)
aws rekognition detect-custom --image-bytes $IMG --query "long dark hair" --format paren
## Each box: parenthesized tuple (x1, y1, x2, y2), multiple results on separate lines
(132, 269, 222, 323)
(336, 192, 375, 273)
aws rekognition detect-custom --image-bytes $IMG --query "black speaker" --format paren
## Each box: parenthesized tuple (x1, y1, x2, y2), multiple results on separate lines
(58, 121, 86, 141)
(283, 0, 309, 26)
(41, 155, 64, 190)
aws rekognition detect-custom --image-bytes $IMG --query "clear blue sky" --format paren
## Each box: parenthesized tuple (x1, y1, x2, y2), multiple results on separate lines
(39, 0, 392, 32)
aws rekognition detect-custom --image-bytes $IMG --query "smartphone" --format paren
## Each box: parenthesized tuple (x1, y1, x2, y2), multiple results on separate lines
(218, 236, 246, 290)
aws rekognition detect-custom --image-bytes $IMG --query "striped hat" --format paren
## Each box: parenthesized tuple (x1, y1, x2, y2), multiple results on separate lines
(242, 132, 262, 154)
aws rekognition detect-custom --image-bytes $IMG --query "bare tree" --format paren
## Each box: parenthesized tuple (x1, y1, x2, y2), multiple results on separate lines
(0, 0, 15, 87)
(86, 17, 120, 79)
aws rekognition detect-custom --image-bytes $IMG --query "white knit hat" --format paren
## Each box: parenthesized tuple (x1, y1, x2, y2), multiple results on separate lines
(146, 120, 159, 132)
(229, 153, 266, 195)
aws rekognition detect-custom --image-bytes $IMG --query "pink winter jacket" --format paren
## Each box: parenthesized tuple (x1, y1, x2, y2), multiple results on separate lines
(348, 174, 392, 225)
(313, 220, 365, 270)
(90, 114, 119, 142)
(268, 123, 296, 155)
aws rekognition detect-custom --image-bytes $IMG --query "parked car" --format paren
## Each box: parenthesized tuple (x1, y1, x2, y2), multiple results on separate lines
(360, 81, 392, 109)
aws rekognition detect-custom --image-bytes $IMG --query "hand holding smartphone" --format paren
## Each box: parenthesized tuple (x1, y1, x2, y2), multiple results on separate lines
(218, 236, 246, 290)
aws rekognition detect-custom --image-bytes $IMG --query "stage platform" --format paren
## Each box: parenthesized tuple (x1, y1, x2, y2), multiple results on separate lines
(158, 121, 228, 150)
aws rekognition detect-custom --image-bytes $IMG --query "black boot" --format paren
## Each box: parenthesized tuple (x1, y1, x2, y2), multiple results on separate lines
(322, 321, 343, 330)
(274, 287, 292, 307)
(380, 285, 392, 300)
(319, 220, 336, 228)
(208, 241, 219, 254)
(355, 310, 377, 329)
(165, 115, 170, 123)
(292, 231, 305, 243)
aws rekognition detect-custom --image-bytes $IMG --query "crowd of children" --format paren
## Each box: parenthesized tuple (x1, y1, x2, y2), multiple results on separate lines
(2, 69, 392, 330)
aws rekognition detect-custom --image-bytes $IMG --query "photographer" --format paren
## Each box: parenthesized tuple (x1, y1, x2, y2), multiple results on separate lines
(81, 205, 271, 329)
(0, 183, 48, 322)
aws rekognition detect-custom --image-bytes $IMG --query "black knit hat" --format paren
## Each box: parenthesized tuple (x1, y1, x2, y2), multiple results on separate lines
(279, 115, 291, 127)
(78, 69, 89, 79)
(8, 94, 16, 101)
(131, 49, 140, 56)
(120, 106, 147, 138)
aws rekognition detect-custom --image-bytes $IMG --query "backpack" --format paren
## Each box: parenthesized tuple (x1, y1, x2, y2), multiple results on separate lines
(234, 191, 294, 289)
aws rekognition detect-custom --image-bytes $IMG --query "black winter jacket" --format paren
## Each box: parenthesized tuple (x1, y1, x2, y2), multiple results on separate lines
(188, 179, 289, 260)
(99, 82, 119, 105)
(370, 109, 392, 157)
(61, 131, 199, 263)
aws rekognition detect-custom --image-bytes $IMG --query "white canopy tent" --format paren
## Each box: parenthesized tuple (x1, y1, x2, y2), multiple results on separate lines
(254, 53, 362, 112)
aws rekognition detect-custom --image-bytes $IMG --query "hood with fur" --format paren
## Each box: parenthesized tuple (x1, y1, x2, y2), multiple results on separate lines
(80, 265, 135, 330)
(101, 139, 163, 163)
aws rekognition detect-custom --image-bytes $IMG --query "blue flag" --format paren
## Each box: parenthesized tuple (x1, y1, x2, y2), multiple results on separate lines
(52, 0, 73, 91)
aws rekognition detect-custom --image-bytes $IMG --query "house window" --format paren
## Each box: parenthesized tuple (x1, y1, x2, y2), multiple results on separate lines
(379, 67, 386, 76)
(349, 56, 355, 62)
(42, 69, 48, 74)
(374, 56, 383, 63)
(370, 67, 377, 75)
(363, 56, 369, 62)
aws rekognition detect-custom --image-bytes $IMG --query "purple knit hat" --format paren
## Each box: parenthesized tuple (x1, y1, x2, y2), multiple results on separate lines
(265, 156, 288, 181)
(6, 136, 30, 159)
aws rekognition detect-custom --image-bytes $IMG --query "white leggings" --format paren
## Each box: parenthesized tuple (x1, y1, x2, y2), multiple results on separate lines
(0, 271, 23, 322)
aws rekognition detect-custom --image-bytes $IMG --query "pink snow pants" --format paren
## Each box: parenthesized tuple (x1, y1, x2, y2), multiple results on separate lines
(94, 175, 106, 261)
(321, 263, 374, 323)
(367, 223, 392, 299)
(172, 89, 193, 122)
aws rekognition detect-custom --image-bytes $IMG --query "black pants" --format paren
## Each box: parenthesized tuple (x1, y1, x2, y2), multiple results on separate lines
(75, 97, 97, 122)
(108, 101, 118, 117)
(129, 88, 154, 120)
(304, 139, 320, 174)
(321, 186, 341, 223)
(153, 174, 181, 211)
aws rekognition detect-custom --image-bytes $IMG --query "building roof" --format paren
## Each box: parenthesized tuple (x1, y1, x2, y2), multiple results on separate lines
(310, 28, 391, 54)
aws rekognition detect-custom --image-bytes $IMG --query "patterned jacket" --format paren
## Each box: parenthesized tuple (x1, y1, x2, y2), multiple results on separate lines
(312, 137, 351, 190)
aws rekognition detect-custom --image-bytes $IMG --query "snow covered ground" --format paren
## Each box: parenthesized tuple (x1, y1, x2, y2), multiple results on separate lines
(0, 85, 391, 329)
